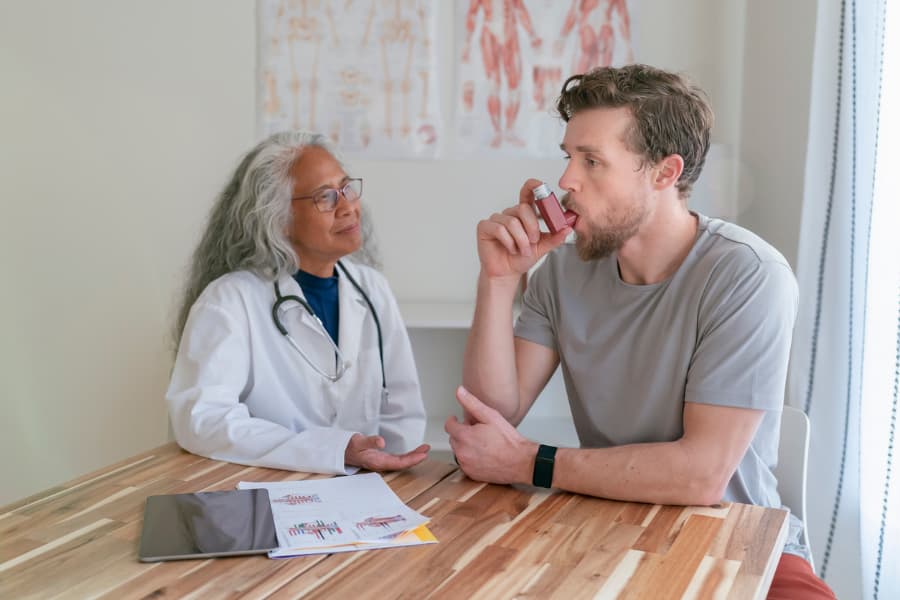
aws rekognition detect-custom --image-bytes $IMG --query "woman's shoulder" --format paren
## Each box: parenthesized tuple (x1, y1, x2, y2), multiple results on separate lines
(196, 270, 272, 307)
(340, 260, 390, 291)
(339, 260, 401, 315)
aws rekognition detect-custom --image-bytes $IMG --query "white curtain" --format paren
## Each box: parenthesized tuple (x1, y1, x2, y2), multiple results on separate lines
(789, 0, 899, 598)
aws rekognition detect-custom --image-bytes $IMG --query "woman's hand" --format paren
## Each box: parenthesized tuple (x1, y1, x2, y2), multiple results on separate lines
(344, 434, 430, 471)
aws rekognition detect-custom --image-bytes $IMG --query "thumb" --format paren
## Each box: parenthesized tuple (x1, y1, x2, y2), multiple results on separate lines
(359, 435, 385, 451)
(455, 386, 497, 423)
(536, 226, 571, 256)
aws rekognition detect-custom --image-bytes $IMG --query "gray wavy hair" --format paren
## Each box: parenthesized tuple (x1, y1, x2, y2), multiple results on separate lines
(173, 130, 380, 346)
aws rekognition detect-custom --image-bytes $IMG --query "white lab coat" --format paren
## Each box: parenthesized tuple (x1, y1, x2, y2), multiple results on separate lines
(166, 261, 425, 475)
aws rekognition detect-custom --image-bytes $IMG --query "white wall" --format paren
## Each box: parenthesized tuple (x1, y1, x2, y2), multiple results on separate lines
(0, 0, 257, 504)
(1, 0, 816, 510)
(738, 0, 817, 269)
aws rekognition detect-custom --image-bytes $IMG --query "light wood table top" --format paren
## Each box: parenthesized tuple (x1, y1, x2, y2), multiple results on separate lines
(1, 443, 788, 599)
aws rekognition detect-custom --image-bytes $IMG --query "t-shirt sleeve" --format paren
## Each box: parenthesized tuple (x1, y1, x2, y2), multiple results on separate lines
(514, 257, 559, 351)
(685, 251, 799, 410)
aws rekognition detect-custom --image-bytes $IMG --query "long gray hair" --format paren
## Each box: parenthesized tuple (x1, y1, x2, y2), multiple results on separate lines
(173, 130, 380, 346)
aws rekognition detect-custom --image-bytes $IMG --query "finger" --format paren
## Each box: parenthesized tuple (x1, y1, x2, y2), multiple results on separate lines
(491, 213, 532, 257)
(444, 414, 463, 436)
(518, 178, 544, 207)
(402, 452, 429, 468)
(480, 219, 521, 256)
(402, 444, 431, 456)
(369, 449, 428, 472)
(455, 385, 499, 424)
(356, 435, 385, 452)
(392, 451, 429, 470)
(447, 433, 465, 469)
(392, 445, 431, 462)
(536, 226, 571, 256)
(503, 203, 542, 244)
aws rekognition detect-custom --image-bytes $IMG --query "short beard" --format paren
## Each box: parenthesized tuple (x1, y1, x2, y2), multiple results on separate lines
(575, 204, 648, 261)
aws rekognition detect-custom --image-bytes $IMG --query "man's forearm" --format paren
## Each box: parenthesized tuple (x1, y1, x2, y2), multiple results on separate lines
(541, 442, 729, 506)
(463, 272, 521, 421)
(539, 403, 762, 506)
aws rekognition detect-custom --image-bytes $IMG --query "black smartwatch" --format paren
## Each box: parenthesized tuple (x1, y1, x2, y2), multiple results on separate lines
(532, 444, 557, 488)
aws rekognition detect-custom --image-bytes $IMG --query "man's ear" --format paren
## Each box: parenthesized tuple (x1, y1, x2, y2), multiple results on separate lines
(652, 154, 684, 190)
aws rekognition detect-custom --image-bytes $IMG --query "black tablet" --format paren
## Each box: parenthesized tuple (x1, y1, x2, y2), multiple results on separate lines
(138, 489, 279, 562)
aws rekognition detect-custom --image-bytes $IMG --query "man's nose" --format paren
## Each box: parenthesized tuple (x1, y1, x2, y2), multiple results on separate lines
(558, 161, 579, 193)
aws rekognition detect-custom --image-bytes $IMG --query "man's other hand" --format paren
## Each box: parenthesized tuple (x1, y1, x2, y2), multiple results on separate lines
(445, 385, 537, 484)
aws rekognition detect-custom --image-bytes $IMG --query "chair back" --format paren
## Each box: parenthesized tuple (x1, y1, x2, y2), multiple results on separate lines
(773, 405, 813, 569)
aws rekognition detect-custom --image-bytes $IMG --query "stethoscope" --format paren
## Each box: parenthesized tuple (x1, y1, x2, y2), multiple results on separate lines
(271, 261, 385, 386)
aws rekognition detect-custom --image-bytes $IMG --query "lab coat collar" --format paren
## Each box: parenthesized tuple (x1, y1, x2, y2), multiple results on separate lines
(273, 262, 369, 360)
(335, 261, 368, 364)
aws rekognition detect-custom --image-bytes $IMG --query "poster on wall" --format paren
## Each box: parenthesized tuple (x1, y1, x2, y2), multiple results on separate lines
(257, 0, 443, 159)
(454, 0, 635, 158)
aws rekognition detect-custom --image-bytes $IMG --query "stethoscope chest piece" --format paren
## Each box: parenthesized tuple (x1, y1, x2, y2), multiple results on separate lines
(271, 261, 385, 387)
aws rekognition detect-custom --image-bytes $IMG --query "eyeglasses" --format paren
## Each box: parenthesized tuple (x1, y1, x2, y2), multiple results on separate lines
(292, 178, 363, 212)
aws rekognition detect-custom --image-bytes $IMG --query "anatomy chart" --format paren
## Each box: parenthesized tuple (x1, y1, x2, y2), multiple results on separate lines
(455, 0, 635, 157)
(257, 0, 443, 158)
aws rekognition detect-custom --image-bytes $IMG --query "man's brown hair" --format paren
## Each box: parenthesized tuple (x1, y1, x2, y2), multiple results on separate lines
(556, 64, 713, 198)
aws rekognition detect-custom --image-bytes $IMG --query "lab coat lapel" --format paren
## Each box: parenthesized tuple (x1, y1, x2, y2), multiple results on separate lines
(275, 276, 326, 340)
(337, 264, 367, 367)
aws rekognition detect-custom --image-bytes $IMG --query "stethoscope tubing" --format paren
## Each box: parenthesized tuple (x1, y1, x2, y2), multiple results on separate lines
(271, 260, 385, 388)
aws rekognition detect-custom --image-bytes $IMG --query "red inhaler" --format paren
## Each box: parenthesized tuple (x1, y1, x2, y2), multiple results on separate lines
(532, 183, 576, 234)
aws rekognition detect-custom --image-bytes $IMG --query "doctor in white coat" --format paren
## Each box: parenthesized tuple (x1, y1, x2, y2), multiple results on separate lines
(167, 131, 429, 475)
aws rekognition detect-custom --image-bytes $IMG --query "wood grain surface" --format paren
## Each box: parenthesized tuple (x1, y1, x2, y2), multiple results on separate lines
(0, 444, 788, 599)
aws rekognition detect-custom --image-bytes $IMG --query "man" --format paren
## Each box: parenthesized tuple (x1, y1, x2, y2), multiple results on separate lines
(444, 64, 834, 598)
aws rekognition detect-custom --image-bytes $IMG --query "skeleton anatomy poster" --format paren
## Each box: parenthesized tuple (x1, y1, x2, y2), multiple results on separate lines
(455, 0, 634, 157)
(258, 0, 442, 158)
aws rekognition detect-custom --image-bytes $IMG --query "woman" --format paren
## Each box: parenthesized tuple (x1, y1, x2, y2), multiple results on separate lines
(167, 131, 428, 474)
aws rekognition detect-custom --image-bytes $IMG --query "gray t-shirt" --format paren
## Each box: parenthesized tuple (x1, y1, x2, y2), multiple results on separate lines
(515, 213, 807, 558)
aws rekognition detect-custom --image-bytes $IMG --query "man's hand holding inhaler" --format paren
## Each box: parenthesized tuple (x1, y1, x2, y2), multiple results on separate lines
(445, 179, 573, 483)
(475, 178, 573, 284)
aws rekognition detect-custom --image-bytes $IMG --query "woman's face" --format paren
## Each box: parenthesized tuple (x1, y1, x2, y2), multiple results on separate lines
(287, 146, 362, 276)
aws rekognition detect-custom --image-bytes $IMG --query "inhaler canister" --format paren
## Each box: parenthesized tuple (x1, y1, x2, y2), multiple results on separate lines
(532, 183, 576, 233)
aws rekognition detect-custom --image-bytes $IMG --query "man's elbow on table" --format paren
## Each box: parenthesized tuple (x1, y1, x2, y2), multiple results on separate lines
(678, 470, 730, 507)
(673, 441, 739, 506)
(671, 403, 763, 506)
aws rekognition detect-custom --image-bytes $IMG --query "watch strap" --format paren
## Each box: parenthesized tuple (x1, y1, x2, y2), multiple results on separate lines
(532, 444, 557, 488)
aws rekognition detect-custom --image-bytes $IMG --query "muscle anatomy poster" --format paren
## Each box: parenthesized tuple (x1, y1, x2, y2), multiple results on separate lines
(258, 0, 442, 158)
(455, 0, 634, 157)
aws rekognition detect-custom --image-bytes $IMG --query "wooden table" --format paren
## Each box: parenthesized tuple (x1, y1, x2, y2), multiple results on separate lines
(1, 443, 788, 599)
